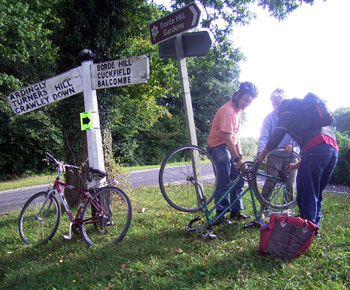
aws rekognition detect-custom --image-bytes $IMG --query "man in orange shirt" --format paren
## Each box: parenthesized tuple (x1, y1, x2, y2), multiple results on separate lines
(207, 82, 258, 224)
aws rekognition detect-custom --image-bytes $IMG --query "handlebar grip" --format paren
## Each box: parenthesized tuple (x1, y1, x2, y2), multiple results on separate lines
(65, 164, 80, 170)
(45, 152, 58, 165)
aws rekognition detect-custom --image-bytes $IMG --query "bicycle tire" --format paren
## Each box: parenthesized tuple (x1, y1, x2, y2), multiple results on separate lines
(80, 186, 132, 247)
(251, 149, 301, 209)
(159, 145, 218, 212)
(19, 191, 61, 246)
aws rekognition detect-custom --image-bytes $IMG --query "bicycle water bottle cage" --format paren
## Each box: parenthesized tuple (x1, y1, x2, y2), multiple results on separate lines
(88, 167, 106, 180)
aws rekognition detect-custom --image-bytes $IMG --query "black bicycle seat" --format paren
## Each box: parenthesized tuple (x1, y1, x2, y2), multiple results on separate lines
(88, 167, 106, 179)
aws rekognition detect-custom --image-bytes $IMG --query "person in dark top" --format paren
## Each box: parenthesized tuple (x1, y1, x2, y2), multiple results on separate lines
(256, 95, 338, 228)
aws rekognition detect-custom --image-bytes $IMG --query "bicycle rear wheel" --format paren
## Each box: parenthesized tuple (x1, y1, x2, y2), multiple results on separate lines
(19, 191, 61, 246)
(80, 186, 132, 247)
(251, 149, 301, 210)
(159, 145, 217, 212)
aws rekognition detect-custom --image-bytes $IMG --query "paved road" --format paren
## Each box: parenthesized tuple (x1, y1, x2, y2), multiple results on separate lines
(1, 167, 349, 214)
(0, 168, 161, 214)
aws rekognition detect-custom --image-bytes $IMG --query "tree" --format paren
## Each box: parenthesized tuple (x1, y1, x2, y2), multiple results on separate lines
(131, 0, 317, 164)
(330, 131, 350, 186)
(46, 0, 181, 203)
(0, 0, 63, 180)
(333, 107, 350, 136)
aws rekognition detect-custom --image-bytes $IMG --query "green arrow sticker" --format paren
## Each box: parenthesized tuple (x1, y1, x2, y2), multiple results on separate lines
(80, 112, 93, 130)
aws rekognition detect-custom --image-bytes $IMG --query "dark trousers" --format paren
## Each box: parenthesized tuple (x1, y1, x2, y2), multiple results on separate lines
(297, 143, 338, 227)
(208, 144, 244, 214)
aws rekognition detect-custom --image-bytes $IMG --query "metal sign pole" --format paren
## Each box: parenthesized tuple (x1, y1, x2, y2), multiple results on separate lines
(80, 50, 105, 183)
(174, 35, 202, 203)
(175, 34, 198, 146)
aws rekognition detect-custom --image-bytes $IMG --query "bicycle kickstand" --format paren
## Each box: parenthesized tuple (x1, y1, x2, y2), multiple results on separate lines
(61, 222, 73, 240)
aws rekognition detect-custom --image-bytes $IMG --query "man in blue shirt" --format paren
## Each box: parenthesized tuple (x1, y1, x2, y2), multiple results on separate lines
(257, 89, 299, 204)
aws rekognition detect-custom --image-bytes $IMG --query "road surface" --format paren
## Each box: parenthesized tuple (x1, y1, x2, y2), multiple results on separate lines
(1, 167, 349, 214)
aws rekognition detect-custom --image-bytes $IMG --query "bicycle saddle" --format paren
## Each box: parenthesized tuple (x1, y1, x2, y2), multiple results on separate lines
(88, 167, 106, 179)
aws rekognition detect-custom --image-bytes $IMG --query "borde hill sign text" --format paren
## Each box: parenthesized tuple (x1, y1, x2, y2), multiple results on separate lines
(7, 55, 149, 115)
(8, 67, 82, 115)
(149, 2, 200, 45)
(91, 55, 149, 90)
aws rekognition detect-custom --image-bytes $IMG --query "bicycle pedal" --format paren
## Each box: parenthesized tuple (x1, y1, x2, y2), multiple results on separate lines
(61, 234, 72, 240)
(202, 230, 217, 239)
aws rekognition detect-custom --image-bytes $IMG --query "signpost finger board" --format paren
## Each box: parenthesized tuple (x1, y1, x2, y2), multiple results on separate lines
(8, 67, 82, 115)
(91, 55, 149, 90)
(149, 2, 201, 45)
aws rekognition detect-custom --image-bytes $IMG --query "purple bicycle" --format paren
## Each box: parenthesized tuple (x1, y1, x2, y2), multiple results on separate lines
(18, 152, 132, 247)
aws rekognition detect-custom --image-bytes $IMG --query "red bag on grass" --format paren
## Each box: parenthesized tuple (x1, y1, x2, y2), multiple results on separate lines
(259, 214, 319, 259)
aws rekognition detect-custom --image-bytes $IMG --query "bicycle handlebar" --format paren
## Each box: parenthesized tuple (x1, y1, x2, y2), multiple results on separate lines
(45, 152, 80, 171)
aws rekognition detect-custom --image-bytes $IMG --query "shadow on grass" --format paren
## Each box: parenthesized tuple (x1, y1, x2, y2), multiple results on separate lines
(1, 215, 290, 289)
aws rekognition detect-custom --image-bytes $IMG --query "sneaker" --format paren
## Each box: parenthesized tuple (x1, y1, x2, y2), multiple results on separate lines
(230, 211, 250, 220)
(213, 215, 236, 226)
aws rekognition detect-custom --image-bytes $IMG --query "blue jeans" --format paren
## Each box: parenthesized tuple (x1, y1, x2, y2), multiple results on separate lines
(297, 143, 338, 227)
(208, 144, 244, 214)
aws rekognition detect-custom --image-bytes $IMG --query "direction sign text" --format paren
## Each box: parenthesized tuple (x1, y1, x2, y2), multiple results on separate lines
(149, 2, 201, 45)
(8, 67, 82, 115)
(91, 55, 149, 90)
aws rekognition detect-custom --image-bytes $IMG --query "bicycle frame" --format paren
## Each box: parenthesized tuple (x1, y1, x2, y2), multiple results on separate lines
(190, 163, 288, 230)
(50, 179, 91, 225)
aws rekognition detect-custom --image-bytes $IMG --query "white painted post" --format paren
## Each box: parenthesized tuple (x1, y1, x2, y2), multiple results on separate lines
(174, 35, 202, 201)
(80, 50, 105, 185)
(175, 34, 198, 146)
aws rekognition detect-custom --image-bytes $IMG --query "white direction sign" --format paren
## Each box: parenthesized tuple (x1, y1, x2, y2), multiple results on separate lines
(91, 55, 149, 90)
(8, 67, 83, 115)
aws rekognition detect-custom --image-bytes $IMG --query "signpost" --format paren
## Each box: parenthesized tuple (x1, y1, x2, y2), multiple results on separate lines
(7, 50, 150, 184)
(7, 67, 82, 115)
(91, 55, 149, 90)
(149, 2, 201, 45)
(158, 31, 211, 58)
(150, 2, 209, 202)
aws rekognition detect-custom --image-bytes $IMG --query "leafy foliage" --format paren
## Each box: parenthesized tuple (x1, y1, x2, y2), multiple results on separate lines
(0, 0, 62, 180)
(333, 107, 350, 136)
(330, 130, 350, 186)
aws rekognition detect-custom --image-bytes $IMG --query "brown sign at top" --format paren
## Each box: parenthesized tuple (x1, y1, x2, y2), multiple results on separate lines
(149, 2, 201, 45)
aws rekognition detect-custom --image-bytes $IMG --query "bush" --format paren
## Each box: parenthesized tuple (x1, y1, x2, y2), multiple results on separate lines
(329, 130, 350, 186)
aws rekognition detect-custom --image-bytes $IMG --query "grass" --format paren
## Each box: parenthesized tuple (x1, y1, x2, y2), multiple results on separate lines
(0, 187, 349, 289)
(0, 165, 160, 192)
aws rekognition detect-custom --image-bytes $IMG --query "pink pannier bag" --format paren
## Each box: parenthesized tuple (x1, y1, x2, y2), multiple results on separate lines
(259, 214, 319, 259)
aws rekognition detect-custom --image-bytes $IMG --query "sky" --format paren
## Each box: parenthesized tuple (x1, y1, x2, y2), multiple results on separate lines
(233, 0, 350, 138)
(154, 0, 350, 138)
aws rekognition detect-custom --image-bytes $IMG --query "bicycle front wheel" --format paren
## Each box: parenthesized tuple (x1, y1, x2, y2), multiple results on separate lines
(19, 191, 61, 246)
(159, 145, 217, 212)
(80, 186, 132, 247)
(251, 149, 301, 210)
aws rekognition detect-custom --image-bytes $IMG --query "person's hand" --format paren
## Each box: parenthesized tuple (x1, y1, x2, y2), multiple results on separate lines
(286, 161, 300, 172)
(235, 159, 243, 170)
(285, 144, 293, 154)
(256, 152, 266, 164)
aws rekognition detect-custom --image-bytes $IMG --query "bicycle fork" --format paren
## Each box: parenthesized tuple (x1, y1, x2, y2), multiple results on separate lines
(35, 189, 55, 221)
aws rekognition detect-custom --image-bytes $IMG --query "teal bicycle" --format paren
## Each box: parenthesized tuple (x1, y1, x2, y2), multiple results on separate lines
(159, 145, 300, 238)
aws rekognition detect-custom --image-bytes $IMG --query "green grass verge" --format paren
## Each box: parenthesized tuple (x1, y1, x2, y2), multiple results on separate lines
(0, 165, 160, 191)
(1, 188, 349, 289)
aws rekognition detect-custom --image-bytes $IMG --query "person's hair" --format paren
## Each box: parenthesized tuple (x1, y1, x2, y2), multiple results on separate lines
(232, 82, 258, 106)
(270, 88, 286, 101)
